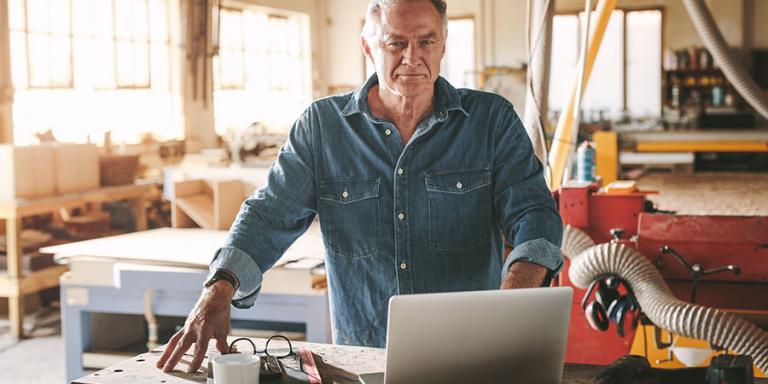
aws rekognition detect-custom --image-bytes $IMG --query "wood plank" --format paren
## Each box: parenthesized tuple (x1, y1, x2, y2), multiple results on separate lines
(213, 180, 242, 230)
(175, 195, 215, 229)
(43, 224, 324, 268)
(19, 265, 69, 294)
(0, 184, 153, 217)
(130, 197, 147, 231)
(0, 265, 69, 296)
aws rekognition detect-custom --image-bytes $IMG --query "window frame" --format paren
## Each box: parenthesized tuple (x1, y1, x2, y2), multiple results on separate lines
(16, 0, 75, 89)
(112, 0, 153, 89)
(9, 0, 157, 91)
(553, 6, 664, 116)
(216, 6, 246, 90)
(444, 15, 478, 89)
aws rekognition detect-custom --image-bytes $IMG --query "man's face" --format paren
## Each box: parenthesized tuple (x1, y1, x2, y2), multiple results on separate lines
(362, 1, 446, 99)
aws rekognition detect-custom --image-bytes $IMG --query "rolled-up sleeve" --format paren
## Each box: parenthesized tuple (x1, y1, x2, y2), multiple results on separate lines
(492, 103, 563, 279)
(210, 110, 318, 308)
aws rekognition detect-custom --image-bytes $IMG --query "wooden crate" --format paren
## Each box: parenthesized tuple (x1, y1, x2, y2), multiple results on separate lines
(53, 143, 100, 194)
(99, 154, 140, 186)
(0, 144, 56, 200)
(172, 179, 242, 230)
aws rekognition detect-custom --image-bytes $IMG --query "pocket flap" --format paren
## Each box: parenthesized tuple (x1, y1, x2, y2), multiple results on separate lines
(425, 168, 491, 194)
(319, 178, 380, 204)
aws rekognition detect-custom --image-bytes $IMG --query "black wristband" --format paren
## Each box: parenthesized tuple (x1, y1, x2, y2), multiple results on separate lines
(204, 268, 240, 291)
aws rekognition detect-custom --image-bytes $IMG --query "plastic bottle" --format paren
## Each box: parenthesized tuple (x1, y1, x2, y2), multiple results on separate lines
(576, 140, 595, 183)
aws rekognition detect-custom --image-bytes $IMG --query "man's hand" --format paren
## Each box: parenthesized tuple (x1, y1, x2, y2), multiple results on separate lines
(156, 280, 235, 373)
(500, 261, 549, 289)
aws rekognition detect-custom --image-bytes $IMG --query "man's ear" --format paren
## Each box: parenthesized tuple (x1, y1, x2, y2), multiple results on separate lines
(361, 35, 374, 63)
(441, 30, 447, 56)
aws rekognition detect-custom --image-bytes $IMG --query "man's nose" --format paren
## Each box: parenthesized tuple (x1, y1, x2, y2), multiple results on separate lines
(402, 43, 421, 66)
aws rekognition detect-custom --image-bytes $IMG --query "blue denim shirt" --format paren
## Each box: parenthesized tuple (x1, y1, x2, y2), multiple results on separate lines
(210, 74, 564, 347)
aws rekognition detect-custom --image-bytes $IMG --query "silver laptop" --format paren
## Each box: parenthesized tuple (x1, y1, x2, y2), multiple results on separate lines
(359, 287, 573, 384)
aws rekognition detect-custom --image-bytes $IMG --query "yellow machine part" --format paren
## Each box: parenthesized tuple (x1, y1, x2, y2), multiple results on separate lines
(593, 131, 618, 185)
(629, 324, 767, 378)
(636, 141, 768, 152)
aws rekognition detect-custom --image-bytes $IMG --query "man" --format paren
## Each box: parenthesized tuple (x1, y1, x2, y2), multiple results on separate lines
(158, 0, 563, 374)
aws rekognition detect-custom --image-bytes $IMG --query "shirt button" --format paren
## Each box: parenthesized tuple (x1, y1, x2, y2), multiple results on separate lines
(385, 129, 392, 136)
(400, 262, 407, 270)
(397, 168, 404, 176)
(398, 212, 405, 221)
(456, 181, 463, 189)
(342, 190, 349, 199)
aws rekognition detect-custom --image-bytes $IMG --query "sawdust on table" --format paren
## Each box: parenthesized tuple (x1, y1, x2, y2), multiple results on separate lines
(635, 172, 768, 216)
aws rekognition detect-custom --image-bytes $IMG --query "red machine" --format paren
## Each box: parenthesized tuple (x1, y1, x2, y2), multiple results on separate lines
(555, 183, 768, 367)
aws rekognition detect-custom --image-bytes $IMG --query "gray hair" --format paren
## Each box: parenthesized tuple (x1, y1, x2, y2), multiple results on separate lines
(362, 0, 448, 42)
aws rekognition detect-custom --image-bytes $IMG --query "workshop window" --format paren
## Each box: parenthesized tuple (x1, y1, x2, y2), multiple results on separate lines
(9, 0, 74, 88)
(364, 17, 477, 89)
(213, 8, 312, 135)
(8, 0, 183, 144)
(549, 9, 662, 120)
(114, 0, 151, 88)
(441, 18, 476, 89)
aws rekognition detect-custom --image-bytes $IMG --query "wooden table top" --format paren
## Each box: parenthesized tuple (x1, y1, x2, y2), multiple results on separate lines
(72, 338, 606, 384)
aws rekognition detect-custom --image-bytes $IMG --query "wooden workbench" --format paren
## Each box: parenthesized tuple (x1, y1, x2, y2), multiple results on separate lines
(73, 338, 605, 384)
(0, 183, 152, 338)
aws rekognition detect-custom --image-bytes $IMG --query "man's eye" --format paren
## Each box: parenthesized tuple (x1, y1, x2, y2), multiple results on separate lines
(420, 40, 434, 45)
(389, 41, 406, 48)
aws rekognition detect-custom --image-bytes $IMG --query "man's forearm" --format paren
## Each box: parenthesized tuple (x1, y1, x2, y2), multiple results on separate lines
(500, 260, 549, 289)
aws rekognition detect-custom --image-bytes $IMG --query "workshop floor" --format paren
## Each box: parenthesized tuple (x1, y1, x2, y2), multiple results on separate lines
(0, 308, 65, 383)
(0, 171, 766, 384)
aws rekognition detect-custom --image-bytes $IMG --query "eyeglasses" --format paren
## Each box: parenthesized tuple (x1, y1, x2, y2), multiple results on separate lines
(227, 335, 320, 381)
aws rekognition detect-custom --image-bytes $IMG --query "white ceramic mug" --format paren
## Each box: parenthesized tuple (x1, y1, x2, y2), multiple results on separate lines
(212, 353, 261, 384)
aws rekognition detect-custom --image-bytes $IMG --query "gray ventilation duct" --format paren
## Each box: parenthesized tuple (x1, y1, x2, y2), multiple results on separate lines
(682, 0, 768, 119)
(562, 226, 768, 373)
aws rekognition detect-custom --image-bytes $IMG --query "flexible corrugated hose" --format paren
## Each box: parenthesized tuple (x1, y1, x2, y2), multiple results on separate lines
(561, 225, 768, 372)
(682, 0, 768, 119)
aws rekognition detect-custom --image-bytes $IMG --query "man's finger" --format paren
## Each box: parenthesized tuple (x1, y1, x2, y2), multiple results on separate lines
(162, 334, 194, 373)
(187, 335, 209, 373)
(156, 331, 183, 368)
(215, 334, 229, 354)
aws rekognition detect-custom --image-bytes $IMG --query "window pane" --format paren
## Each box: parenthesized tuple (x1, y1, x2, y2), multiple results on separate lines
(9, 31, 29, 88)
(133, 41, 150, 86)
(548, 15, 579, 114)
(214, 8, 312, 135)
(580, 10, 624, 119)
(222, 49, 244, 88)
(133, 0, 150, 40)
(49, 35, 72, 86)
(49, 0, 70, 34)
(12, 0, 183, 145)
(28, 34, 51, 86)
(9, 0, 26, 30)
(150, 0, 169, 42)
(441, 18, 476, 89)
(627, 10, 662, 118)
(116, 41, 133, 85)
(115, 0, 133, 39)
(27, 0, 50, 33)
(220, 10, 243, 49)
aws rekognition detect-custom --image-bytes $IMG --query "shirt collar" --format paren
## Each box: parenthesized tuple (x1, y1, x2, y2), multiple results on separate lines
(341, 73, 469, 118)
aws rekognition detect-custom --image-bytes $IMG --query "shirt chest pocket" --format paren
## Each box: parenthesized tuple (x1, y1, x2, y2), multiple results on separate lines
(425, 168, 492, 252)
(318, 178, 382, 259)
